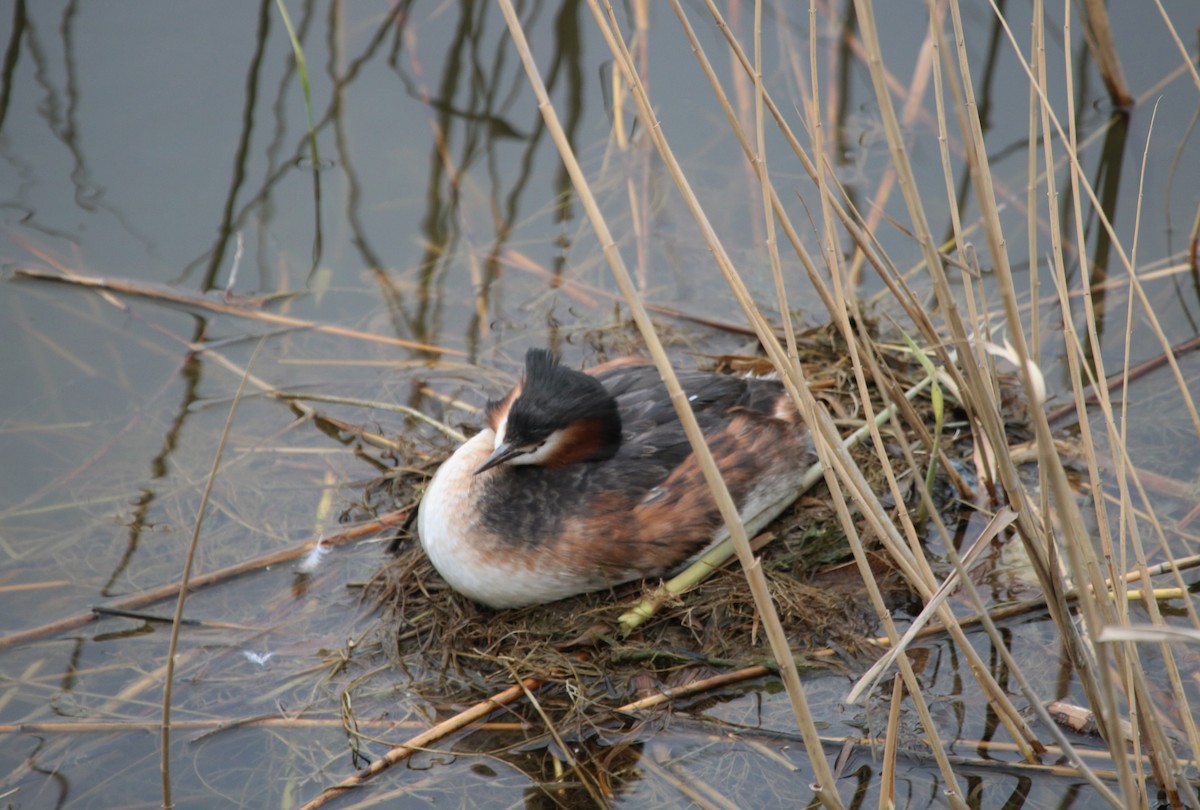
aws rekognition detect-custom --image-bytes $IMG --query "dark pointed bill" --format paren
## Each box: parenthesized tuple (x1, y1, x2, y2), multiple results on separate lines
(473, 442, 526, 475)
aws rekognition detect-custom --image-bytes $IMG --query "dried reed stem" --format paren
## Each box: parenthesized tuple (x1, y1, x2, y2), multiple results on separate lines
(499, 1, 846, 805)
(297, 678, 542, 809)
(0, 511, 407, 652)
(14, 267, 459, 356)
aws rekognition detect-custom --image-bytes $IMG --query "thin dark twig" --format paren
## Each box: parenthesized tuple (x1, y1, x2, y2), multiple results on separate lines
(0, 510, 408, 653)
(161, 338, 265, 809)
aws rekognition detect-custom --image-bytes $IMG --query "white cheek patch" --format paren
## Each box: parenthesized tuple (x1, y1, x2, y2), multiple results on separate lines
(493, 414, 509, 451)
(508, 428, 565, 466)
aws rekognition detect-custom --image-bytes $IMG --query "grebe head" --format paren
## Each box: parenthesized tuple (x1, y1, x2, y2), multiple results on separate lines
(474, 349, 622, 475)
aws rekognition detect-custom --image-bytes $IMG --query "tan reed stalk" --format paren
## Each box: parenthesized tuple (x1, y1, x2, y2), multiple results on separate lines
(616, 665, 773, 712)
(639, 758, 738, 810)
(946, 530, 1128, 806)
(753, 0, 799, 366)
(1115, 102, 1200, 793)
(696, 0, 961, 406)
(844, 341, 1047, 760)
(1026, 1, 1043, 382)
(1029, 3, 1183, 801)
(1151, 0, 1200, 92)
(763, 0, 1036, 777)
(688, 0, 947, 586)
(880, 675, 904, 810)
(801, 30, 1006, 789)
(924, 9, 1080, 760)
(297, 678, 542, 809)
(898, 8, 1075, 682)
(944, 0, 1131, 781)
(672, 0, 839, 321)
(1099, 626, 1200, 644)
(671, 0, 1037, 773)
(958, 3, 1200, 804)
(849, 0, 1118, 787)
(983, 4, 1200, 446)
(846, 506, 1018, 702)
(586, 5, 990, 798)
(846, 332, 1040, 747)
(807, 411, 973, 810)
(686, 0, 1041, 768)
(278, 392, 467, 442)
(497, 2, 846, 806)
(695, 0, 987, 474)
(844, 9, 941, 292)
(0, 718, 527, 735)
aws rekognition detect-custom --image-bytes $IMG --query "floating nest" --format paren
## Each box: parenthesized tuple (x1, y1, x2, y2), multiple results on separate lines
(354, 325, 964, 711)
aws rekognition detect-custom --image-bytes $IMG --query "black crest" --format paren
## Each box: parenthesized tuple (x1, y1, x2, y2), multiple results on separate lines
(506, 350, 618, 441)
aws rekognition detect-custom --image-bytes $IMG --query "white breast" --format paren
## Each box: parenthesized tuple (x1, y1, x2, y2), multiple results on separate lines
(417, 430, 493, 596)
(418, 428, 618, 608)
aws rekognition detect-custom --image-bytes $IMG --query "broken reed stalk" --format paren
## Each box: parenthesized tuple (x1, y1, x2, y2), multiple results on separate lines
(499, 2, 845, 806)
(13, 264, 466, 458)
(161, 339, 264, 808)
(297, 678, 542, 810)
(279, 391, 467, 443)
(616, 665, 773, 712)
(507, 667, 609, 807)
(845, 506, 1018, 703)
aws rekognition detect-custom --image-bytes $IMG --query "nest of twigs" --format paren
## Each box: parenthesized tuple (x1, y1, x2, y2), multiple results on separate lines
(358, 325, 967, 711)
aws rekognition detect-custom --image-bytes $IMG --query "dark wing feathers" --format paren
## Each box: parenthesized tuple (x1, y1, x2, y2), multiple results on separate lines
(477, 360, 796, 548)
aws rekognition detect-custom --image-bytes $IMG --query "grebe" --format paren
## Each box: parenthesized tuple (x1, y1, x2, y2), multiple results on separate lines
(417, 349, 814, 608)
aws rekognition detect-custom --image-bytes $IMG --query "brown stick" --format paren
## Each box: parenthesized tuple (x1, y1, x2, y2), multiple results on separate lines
(1047, 332, 1200, 424)
(0, 718, 526, 735)
(297, 678, 542, 810)
(0, 510, 409, 652)
(617, 665, 773, 712)
(0, 580, 71, 594)
(13, 267, 463, 356)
